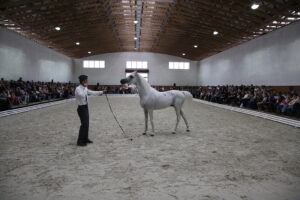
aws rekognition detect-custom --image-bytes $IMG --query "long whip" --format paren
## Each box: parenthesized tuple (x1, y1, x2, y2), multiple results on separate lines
(104, 94, 132, 141)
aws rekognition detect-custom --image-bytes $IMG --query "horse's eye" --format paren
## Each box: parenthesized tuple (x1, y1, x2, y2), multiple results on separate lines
(129, 75, 134, 79)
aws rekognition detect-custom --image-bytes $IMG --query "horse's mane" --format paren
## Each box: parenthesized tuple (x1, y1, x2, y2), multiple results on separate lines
(137, 73, 151, 88)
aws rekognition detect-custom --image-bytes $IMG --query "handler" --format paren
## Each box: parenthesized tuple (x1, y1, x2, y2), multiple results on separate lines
(75, 75, 105, 146)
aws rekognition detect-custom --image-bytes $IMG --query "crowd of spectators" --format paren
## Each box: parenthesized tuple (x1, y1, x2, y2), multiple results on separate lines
(1, 78, 299, 118)
(191, 85, 300, 117)
(0, 77, 76, 111)
(93, 83, 300, 118)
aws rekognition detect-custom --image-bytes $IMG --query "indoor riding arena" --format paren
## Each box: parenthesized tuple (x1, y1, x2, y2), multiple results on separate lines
(0, 1, 300, 200)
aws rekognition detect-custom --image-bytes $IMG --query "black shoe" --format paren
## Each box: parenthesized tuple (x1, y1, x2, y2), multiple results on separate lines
(77, 142, 87, 147)
(86, 139, 93, 144)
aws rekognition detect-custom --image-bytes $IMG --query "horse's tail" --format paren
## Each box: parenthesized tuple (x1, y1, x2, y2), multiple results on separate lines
(182, 91, 193, 101)
(181, 91, 193, 109)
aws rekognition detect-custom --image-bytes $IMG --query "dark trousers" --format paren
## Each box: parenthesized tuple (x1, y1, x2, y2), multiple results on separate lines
(77, 105, 89, 144)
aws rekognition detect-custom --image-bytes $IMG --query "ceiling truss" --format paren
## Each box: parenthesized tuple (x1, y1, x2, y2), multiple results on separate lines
(0, 0, 300, 60)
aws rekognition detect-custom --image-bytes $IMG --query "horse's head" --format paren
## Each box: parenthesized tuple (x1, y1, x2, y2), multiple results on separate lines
(120, 71, 138, 85)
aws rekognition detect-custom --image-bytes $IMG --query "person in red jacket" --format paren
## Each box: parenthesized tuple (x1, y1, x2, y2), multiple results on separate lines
(278, 94, 292, 113)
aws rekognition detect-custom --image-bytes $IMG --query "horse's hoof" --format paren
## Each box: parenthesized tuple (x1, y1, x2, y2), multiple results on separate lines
(142, 132, 146, 135)
(172, 132, 176, 134)
(150, 134, 155, 137)
(186, 129, 190, 132)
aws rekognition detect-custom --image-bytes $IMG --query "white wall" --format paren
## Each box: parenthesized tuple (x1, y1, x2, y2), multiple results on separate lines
(0, 27, 197, 85)
(74, 52, 198, 85)
(198, 21, 300, 86)
(0, 27, 73, 82)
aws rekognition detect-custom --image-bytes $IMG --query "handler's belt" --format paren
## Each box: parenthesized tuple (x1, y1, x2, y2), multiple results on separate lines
(78, 104, 88, 107)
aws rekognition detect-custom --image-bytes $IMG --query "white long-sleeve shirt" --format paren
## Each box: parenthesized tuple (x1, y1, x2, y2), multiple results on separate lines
(75, 84, 103, 105)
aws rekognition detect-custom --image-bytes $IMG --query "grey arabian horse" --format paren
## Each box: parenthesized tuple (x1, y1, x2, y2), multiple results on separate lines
(120, 71, 192, 136)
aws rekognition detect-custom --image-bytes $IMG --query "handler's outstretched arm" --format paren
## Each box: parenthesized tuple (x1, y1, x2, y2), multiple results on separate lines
(87, 89, 104, 95)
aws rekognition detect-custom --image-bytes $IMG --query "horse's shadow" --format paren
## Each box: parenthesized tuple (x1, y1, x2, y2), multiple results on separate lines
(143, 130, 192, 138)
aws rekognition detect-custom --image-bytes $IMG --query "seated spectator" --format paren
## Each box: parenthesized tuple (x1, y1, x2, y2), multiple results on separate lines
(240, 91, 252, 108)
(277, 94, 292, 114)
(9, 92, 19, 105)
(257, 93, 268, 111)
(286, 94, 300, 114)
(248, 92, 258, 109)
(0, 90, 11, 110)
(228, 91, 237, 105)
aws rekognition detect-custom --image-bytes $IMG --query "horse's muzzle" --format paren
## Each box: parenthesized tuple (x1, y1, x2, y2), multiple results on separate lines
(120, 78, 128, 84)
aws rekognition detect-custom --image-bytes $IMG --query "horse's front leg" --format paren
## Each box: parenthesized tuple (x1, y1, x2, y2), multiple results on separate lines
(149, 110, 155, 136)
(143, 108, 148, 135)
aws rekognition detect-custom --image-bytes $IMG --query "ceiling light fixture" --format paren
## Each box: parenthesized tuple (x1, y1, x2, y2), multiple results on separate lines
(251, 3, 259, 10)
(182, 53, 186, 56)
(75, 42, 80, 45)
(134, 20, 138, 24)
(88, 51, 91, 54)
(194, 45, 198, 48)
(213, 31, 219, 35)
(55, 26, 61, 31)
(134, 37, 138, 40)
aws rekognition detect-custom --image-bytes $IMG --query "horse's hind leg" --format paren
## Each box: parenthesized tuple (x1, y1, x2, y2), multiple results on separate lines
(180, 110, 190, 132)
(143, 108, 148, 135)
(149, 110, 155, 136)
(173, 105, 181, 134)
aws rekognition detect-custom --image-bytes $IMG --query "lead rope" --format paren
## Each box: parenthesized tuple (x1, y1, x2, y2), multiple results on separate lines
(104, 94, 133, 141)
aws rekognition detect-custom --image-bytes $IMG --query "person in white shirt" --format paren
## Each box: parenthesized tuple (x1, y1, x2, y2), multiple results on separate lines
(75, 75, 105, 146)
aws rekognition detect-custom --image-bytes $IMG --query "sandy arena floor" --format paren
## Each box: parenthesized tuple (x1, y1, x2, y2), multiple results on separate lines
(0, 95, 299, 200)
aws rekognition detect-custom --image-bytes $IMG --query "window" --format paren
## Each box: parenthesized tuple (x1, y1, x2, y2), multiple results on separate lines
(83, 60, 105, 68)
(126, 61, 148, 69)
(169, 62, 190, 70)
(126, 72, 148, 82)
